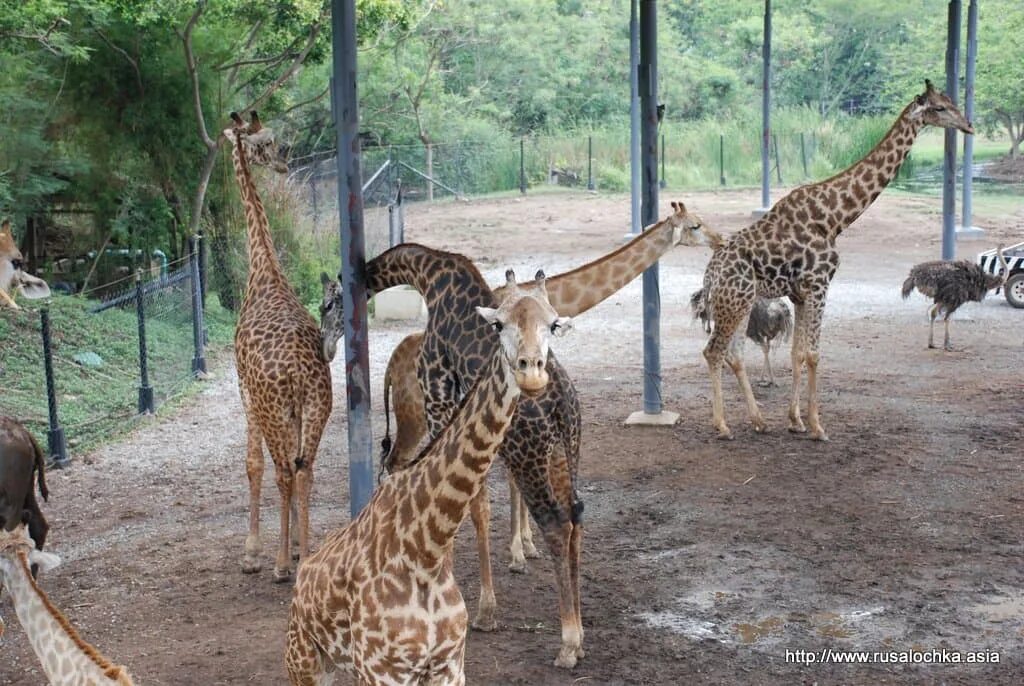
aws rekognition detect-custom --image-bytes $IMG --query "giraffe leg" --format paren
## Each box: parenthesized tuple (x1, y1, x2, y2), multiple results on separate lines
(242, 417, 265, 574)
(293, 404, 328, 564)
(927, 304, 939, 349)
(0, 288, 20, 309)
(569, 522, 584, 660)
(469, 486, 497, 631)
(759, 341, 775, 387)
(273, 464, 295, 582)
(703, 310, 746, 440)
(290, 499, 300, 560)
(547, 449, 584, 668)
(788, 301, 808, 434)
(803, 299, 829, 441)
(293, 466, 312, 563)
(285, 617, 330, 685)
(725, 337, 766, 433)
(508, 473, 526, 573)
(521, 490, 539, 559)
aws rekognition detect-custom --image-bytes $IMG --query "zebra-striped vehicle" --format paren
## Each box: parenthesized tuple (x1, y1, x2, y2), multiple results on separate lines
(978, 242, 1024, 309)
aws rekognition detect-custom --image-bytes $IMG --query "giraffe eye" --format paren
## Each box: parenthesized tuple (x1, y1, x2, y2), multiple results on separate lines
(934, 106, 946, 112)
(492, 321, 503, 333)
(11, 259, 23, 270)
(550, 322, 560, 334)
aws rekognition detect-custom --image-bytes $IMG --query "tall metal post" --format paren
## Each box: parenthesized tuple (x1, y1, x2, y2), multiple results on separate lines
(39, 308, 69, 467)
(189, 236, 207, 377)
(659, 133, 666, 188)
(758, 0, 772, 213)
(800, 132, 808, 177)
(941, 0, 962, 260)
(720, 133, 726, 185)
(135, 271, 155, 414)
(332, 0, 374, 517)
(519, 138, 526, 195)
(587, 136, 595, 190)
(629, 0, 641, 235)
(625, 0, 677, 426)
(959, 0, 981, 236)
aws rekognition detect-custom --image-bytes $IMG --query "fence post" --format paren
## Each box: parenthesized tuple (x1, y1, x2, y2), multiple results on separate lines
(719, 134, 726, 186)
(800, 132, 808, 178)
(135, 271, 155, 414)
(39, 307, 69, 468)
(189, 236, 207, 377)
(587, 136, 595, 191)
(519, 138, 526, 195)
(773, 133, 782, 183)
(388, 186, 405, 248)
(659, 133, 666, 189)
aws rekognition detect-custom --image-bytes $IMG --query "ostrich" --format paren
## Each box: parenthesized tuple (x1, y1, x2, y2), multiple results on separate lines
(691, 290, 793, 386)
(901, 245, 1009, 350)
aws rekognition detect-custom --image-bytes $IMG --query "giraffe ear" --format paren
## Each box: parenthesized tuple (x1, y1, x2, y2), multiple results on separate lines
(924, 79, 935, 93)
(476, 306, 499, 326)
(504, 269, 517, 287)
(27, 549, 61, 574)
(1, 219, 9, 234)
(550, 316, 573, 337)
(320, 271, 331, 286)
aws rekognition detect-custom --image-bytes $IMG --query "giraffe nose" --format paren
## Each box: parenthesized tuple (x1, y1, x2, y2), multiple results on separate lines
(514, 355, 548, 394)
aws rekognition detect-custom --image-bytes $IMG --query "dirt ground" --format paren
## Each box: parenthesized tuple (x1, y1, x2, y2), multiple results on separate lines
(2, 188, 1022, 685)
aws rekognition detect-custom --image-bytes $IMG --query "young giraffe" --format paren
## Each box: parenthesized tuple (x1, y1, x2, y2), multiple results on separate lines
(319, 204, 706, 666)
(225, 111, 332, 582)
(286, 270, 572, 685)
(1, 219, 51, 309)
(700, 80, 972, 440)
(0, 525, 134, 685)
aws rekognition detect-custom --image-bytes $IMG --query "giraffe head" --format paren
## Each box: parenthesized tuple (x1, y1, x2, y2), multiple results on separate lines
(1, 219, 51, 307)
(319, 271, 343, 362)
(663, 201, 710, 247)
(0, 524, 60, 575)
(223, 111, 289, 173)
(909, 80, 973, 134)
(476, 269, 572, 396)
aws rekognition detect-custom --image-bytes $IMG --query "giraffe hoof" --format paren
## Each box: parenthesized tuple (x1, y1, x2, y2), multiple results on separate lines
(811, 431, 830, 442)
(753, 422, 768, 434)
(575, 645, 586, 659)
(471, 615, 497, 632)
(716, 431, 734, 441)
(788, 424, 807, 434)
(273, 567, 293, 584)
(508, 558, 528, 574)
(554, 649, 578, 669)
(523, 543, 541, 559)
(241, 558, 262, 575)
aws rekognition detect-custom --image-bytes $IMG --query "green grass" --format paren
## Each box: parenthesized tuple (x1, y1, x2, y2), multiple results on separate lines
(0, 293, 235, 453)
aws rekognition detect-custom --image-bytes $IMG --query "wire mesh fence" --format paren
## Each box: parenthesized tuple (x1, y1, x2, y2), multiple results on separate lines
(0, 248, 208, 460)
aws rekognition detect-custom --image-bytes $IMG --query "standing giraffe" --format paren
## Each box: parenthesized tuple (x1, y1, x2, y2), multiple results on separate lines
(699, 80, 972, 440)
(225, 111, 332, 582)
(318, 204, 706, 666)
(0, 525, 134, 685)
(286, 271, 573, 685)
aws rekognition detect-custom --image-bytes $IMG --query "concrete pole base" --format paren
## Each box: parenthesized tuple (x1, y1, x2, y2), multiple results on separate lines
(956, 225, 986, 239)
(625, 409, 680, 426)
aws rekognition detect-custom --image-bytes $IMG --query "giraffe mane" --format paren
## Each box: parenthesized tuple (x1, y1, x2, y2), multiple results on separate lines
(12, 549, 134, 683)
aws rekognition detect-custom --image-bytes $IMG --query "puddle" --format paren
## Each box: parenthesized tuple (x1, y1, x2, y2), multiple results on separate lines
(638, 612, 722, 641)
(733, 616, 785, 643)
(971, 594, 1024, 623)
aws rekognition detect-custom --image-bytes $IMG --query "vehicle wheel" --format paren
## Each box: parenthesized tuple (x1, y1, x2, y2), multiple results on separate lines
(1005, 272, 1024, 309)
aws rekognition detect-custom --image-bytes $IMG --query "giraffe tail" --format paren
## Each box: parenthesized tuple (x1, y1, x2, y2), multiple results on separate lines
(25, 429, 49, 502)
(379, 363, 394, 481)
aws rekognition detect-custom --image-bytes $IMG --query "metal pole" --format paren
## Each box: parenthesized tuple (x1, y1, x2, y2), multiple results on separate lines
(135, 271, 154, 414)
(800, 132, 808, 177)
(587, 136, 595, 190)
(39, 308, 69, 468)
(332, 0, 374, 517)
(942, 0, 961, 260)
(961, 0, 978, 233)
(760, 0, 772, 211)
(640, 0, 662, 416)
(629, 0, 641, 234)
(657, 133, 665, 189)
(519, 137, 526, 195)
(189, 236, 207, 376)
(720, 133, 726, 185)
(773, 133, 782, 183)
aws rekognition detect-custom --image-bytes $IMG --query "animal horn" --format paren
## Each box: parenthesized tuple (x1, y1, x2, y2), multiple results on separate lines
(996, 244, 1009, 282)
(505, 269, 517, 287)
(229, 111, 244, 127)
(249, 110, 263, 132)
(533, 269, 547, 291)
(925, 79, 934, 93)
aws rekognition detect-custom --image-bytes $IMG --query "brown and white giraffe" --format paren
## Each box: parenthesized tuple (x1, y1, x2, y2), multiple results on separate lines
(0, 525, 134, 685)
(1, 219, 50, 309)
(286, 270, 573, 685)
(318, 203, 706, 666)
(699, 80, 972, 440)
(224, 111, 332, 582)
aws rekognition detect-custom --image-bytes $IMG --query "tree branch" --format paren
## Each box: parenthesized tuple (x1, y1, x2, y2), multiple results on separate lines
(177, 1, 217, 151)
(94, 28, 144, 96)
(240, 11, 327, 115)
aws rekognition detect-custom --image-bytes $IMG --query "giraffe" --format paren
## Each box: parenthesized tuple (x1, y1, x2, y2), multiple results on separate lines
(224, 111, 333, 582)
(0, 525, 134, 685)
(315, 204, 708, 659)
(1, 219, 51, 309)
(286, 270, 572, 685)
(699, 80, 972, 440)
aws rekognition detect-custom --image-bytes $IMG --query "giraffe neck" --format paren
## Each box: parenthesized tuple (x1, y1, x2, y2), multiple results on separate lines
(781, 103, 923, 241)
(396, 351, 519, 566)
(0, 551, 132, 684)
(230, 137, 288, 293)
(367, 244, 497, 310)
(496, 214, 681, 317)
